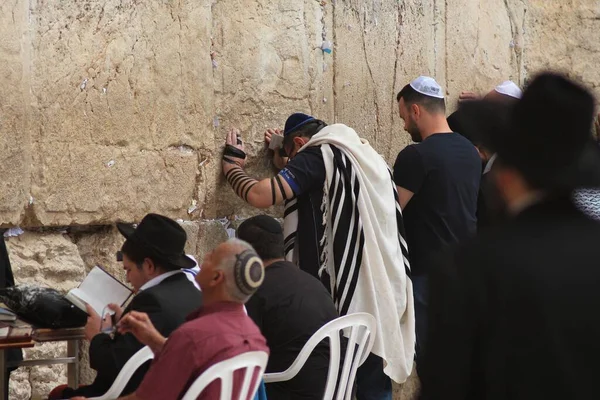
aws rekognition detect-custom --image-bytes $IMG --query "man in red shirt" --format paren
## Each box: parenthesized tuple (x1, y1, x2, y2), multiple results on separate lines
(73, 238, 268, 400)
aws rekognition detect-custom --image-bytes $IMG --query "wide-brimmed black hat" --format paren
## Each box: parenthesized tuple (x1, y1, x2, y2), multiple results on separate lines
(459, 72, 600, 190)
(117, 214, 195, 269)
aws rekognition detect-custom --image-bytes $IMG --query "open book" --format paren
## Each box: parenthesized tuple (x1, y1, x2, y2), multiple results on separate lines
(65, 266, 132, 315)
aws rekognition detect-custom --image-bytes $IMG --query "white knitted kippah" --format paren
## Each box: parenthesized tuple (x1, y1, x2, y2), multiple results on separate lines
(409, 76, 445, 99)
(494, 80, 523, 99)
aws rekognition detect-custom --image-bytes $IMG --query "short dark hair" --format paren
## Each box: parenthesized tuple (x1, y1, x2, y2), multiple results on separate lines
(121, 239, 179, 272)
(396, 84, 446, 114)
(282, 120, 327, 150)
(236, 217, 284, 261)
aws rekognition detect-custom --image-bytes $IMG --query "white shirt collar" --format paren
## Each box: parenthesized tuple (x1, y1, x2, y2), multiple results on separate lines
(483, 153, 498, 175)
(139, 270, 183, 292)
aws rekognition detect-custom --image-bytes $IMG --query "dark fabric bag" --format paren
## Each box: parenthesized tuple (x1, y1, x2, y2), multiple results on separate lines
(0, 285, 87, 329)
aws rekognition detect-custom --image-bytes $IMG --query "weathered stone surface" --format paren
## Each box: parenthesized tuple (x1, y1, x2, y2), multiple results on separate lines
(24, 0, 211, 226)
(195, 220, 230, 262)
(334, 0, 430, 162)
(7, 232, 86, 290)
(0, 0, 31, 225)
(1, 0, 599, 225)
(8, 368, 32, 400)
(24, 343, 68, 399)
(445, 0, 524, 105)
(524, 1, 600, 98)
(74, 226, 125, 279)
(32, 146, 198, 226)
(6, 233, 85, 399)
(1, 0, 600, 396)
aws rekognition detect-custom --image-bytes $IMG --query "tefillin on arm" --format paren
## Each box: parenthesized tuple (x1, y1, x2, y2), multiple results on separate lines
(223, 144, 258, 203)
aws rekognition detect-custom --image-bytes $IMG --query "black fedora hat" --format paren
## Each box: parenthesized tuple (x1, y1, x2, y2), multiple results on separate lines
(117, 214, 195, 269)
(460, 73, 600, 190)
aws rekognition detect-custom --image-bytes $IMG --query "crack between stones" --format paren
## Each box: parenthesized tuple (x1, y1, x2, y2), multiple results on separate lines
(444, 0, 448, 89)
(359, 9, 380, 145)
(390, 1, 403, 159)
(331, 0, 338, 122)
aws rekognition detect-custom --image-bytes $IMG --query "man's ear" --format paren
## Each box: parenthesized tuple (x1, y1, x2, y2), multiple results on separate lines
(411, 103, 420, 118)
(142, 257, 156, 273)
(211, 269, 225, 287)
(293, 137, 305, 148)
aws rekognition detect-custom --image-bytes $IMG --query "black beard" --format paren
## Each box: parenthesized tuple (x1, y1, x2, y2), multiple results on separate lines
(409, 129, 422, 143)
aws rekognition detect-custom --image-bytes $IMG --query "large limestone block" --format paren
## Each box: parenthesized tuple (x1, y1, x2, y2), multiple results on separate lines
(29, 0, 213, 150)
(32, 145, 198, 226)
(27, 0, 212, 225)
(524, 0, 600, 98)
(445, 0, 525, 105)
(0, 0, 31, 225)
(7, 232, 86, 290)
(334, 0, 437, 163)
(74, 226, 126, 284)
(196, 220, 230, 262)
(209, 0, 333, 217)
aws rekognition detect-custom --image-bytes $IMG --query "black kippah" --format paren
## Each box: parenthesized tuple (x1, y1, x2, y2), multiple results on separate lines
(239, 215, 282, 235)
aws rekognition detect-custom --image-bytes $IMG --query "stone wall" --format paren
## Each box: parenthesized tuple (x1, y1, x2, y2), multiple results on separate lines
(1, 0, 599, 399)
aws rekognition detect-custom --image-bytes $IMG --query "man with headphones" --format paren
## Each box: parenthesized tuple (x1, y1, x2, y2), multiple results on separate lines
(72, 239, 269, 400)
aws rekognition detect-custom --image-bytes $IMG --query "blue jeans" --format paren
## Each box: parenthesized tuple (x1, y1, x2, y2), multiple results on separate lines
(355, 353, 392, 400)
(412, 275, 429, 371)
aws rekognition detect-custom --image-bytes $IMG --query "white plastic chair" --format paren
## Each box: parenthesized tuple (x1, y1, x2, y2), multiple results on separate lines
(263, 312, 376, 400)
(86, 345, 154, 400)
(181, 351, 268, 400)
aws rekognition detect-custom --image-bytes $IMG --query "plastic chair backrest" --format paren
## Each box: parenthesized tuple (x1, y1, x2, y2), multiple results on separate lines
(87, 345, 154, 400)
(263, 312, 376, 400)
(180, 351, 269, 400)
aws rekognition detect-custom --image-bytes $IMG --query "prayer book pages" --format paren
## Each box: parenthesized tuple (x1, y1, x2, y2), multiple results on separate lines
(65, 266, 132, 315)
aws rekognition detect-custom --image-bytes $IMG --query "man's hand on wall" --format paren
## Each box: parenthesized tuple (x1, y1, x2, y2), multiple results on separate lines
(222, 128, 247, 174)
(458, 91, 480, 102)
(265, 128, 288, 170)
(594, 113, 600, 143)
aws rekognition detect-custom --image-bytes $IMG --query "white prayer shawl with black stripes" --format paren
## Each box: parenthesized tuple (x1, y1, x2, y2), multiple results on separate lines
(283, 123, 415, 383)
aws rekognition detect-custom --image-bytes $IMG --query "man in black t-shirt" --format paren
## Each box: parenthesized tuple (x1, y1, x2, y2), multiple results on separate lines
(237, 215, 338, 400)
(394, 77, 481, 364)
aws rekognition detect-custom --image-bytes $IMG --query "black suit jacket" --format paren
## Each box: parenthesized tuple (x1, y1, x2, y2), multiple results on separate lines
(65, 272, 202, 398)
(421, 196, 600, 400)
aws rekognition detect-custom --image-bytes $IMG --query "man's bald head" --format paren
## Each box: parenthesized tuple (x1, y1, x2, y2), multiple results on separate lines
(196, 239, 264, 303)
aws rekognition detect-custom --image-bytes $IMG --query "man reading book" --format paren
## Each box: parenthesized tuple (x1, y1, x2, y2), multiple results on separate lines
(49, 214, 203, 399)
(72, 238, 268, 400)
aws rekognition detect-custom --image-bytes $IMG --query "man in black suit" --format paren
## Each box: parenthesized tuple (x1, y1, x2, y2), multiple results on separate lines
(49, 214, 202, 399)
(447, 82, 522, 230)
(421, 73, 600, 400)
